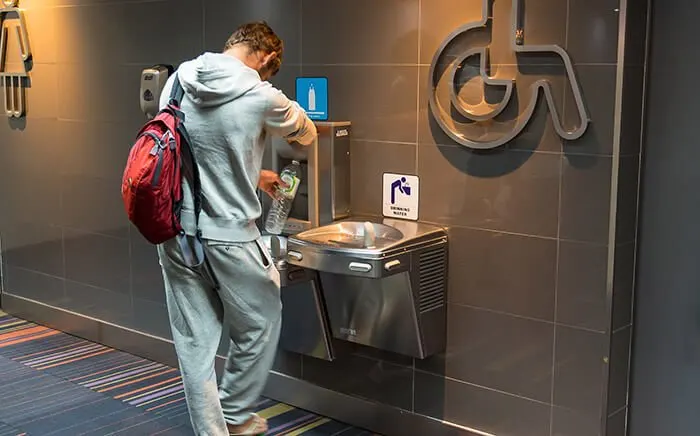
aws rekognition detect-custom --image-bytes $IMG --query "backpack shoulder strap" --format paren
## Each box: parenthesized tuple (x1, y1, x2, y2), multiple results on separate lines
(167, 74, 200, 221)
(169, 74, 186, 107)
(167, 73, 213, 284)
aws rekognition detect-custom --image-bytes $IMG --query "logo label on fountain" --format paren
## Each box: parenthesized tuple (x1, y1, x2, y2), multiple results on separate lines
(339, 327, 358, 337)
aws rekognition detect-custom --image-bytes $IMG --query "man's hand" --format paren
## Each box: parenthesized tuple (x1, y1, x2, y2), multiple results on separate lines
(258, 170, 288, 199)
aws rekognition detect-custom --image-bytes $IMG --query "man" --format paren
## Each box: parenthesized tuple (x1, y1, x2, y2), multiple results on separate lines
(156, 22, 317, 435)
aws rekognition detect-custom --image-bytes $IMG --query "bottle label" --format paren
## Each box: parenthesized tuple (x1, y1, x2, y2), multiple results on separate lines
(278, 174, 300, 199)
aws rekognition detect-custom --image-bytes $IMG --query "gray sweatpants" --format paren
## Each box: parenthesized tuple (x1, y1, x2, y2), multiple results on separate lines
(157, 236, 282, 436)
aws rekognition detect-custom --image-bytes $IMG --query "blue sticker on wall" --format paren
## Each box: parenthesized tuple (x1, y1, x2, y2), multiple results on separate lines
(296, 77, 328, 121)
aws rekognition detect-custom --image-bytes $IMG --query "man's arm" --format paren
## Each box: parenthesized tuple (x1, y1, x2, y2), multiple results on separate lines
(264, 88, 317, 146)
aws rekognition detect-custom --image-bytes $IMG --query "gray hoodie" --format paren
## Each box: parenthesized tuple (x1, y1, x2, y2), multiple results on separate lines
(159, 52, 317, 243)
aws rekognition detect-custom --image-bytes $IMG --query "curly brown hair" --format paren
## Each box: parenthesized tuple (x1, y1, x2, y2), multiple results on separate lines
(224, 21, 284, 77)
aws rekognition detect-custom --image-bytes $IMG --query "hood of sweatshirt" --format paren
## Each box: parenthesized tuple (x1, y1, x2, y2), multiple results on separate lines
(176, 52, 261, 108)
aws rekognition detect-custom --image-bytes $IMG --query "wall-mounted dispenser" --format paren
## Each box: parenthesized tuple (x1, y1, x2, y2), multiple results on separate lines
(262, 122, 351, 235)
(140, 65, 173, 119)
(259, 121, 351, 362)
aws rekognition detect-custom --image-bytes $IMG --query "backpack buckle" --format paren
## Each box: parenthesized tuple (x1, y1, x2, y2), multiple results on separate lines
(161, 131, 176, 150)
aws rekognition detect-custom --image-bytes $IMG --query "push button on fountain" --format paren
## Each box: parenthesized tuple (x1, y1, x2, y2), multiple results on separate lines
(288, 251, 303, 261)
(349, 262, 372, 273)
(384, 260, 401, 272)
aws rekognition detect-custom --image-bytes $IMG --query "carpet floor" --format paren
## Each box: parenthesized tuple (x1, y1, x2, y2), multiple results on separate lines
(0, 311, 372, 436)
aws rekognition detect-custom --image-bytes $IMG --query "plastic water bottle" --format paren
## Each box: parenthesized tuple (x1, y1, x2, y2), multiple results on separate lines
(265, 161, 301, 235)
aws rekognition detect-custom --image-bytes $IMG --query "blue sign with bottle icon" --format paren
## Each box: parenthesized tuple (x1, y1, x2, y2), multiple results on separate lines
(296, 77, 328, 121)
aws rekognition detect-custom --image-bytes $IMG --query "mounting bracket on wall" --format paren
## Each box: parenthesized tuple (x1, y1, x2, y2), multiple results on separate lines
(0, 0, 32, 119)
(428, 0, 590, 150)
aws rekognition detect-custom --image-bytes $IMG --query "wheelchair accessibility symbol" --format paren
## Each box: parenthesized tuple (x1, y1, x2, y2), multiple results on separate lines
(429, 0, 590, 150)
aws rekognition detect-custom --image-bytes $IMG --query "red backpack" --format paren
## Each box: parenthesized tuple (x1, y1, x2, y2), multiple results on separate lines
(121, 76, 204, 267)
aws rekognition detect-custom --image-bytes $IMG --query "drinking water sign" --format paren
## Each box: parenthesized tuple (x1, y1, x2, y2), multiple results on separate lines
(383, 173, 419, 221)
(296, 77, 328, 121)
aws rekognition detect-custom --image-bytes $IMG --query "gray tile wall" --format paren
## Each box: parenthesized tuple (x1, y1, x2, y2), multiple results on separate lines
(628, 0, 700, 434)
(0, 1, 648, 435)
(606, 0, 650, 433)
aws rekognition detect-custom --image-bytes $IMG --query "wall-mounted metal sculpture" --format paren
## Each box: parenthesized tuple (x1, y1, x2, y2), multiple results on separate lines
(0, 0, 32, 118)
(429, 0, 589, 150)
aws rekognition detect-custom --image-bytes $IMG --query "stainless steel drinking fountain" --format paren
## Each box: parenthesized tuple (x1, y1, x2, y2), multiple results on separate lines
(286, 219, 448, 359)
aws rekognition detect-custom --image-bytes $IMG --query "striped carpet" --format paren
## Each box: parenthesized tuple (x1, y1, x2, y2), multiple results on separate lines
(0, 311, 372, 436)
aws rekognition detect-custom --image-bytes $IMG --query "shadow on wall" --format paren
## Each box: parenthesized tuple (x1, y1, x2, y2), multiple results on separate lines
(427, 54, 602, 176)
(7, 116, 26, 131)
(430, 100, 547, 179)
